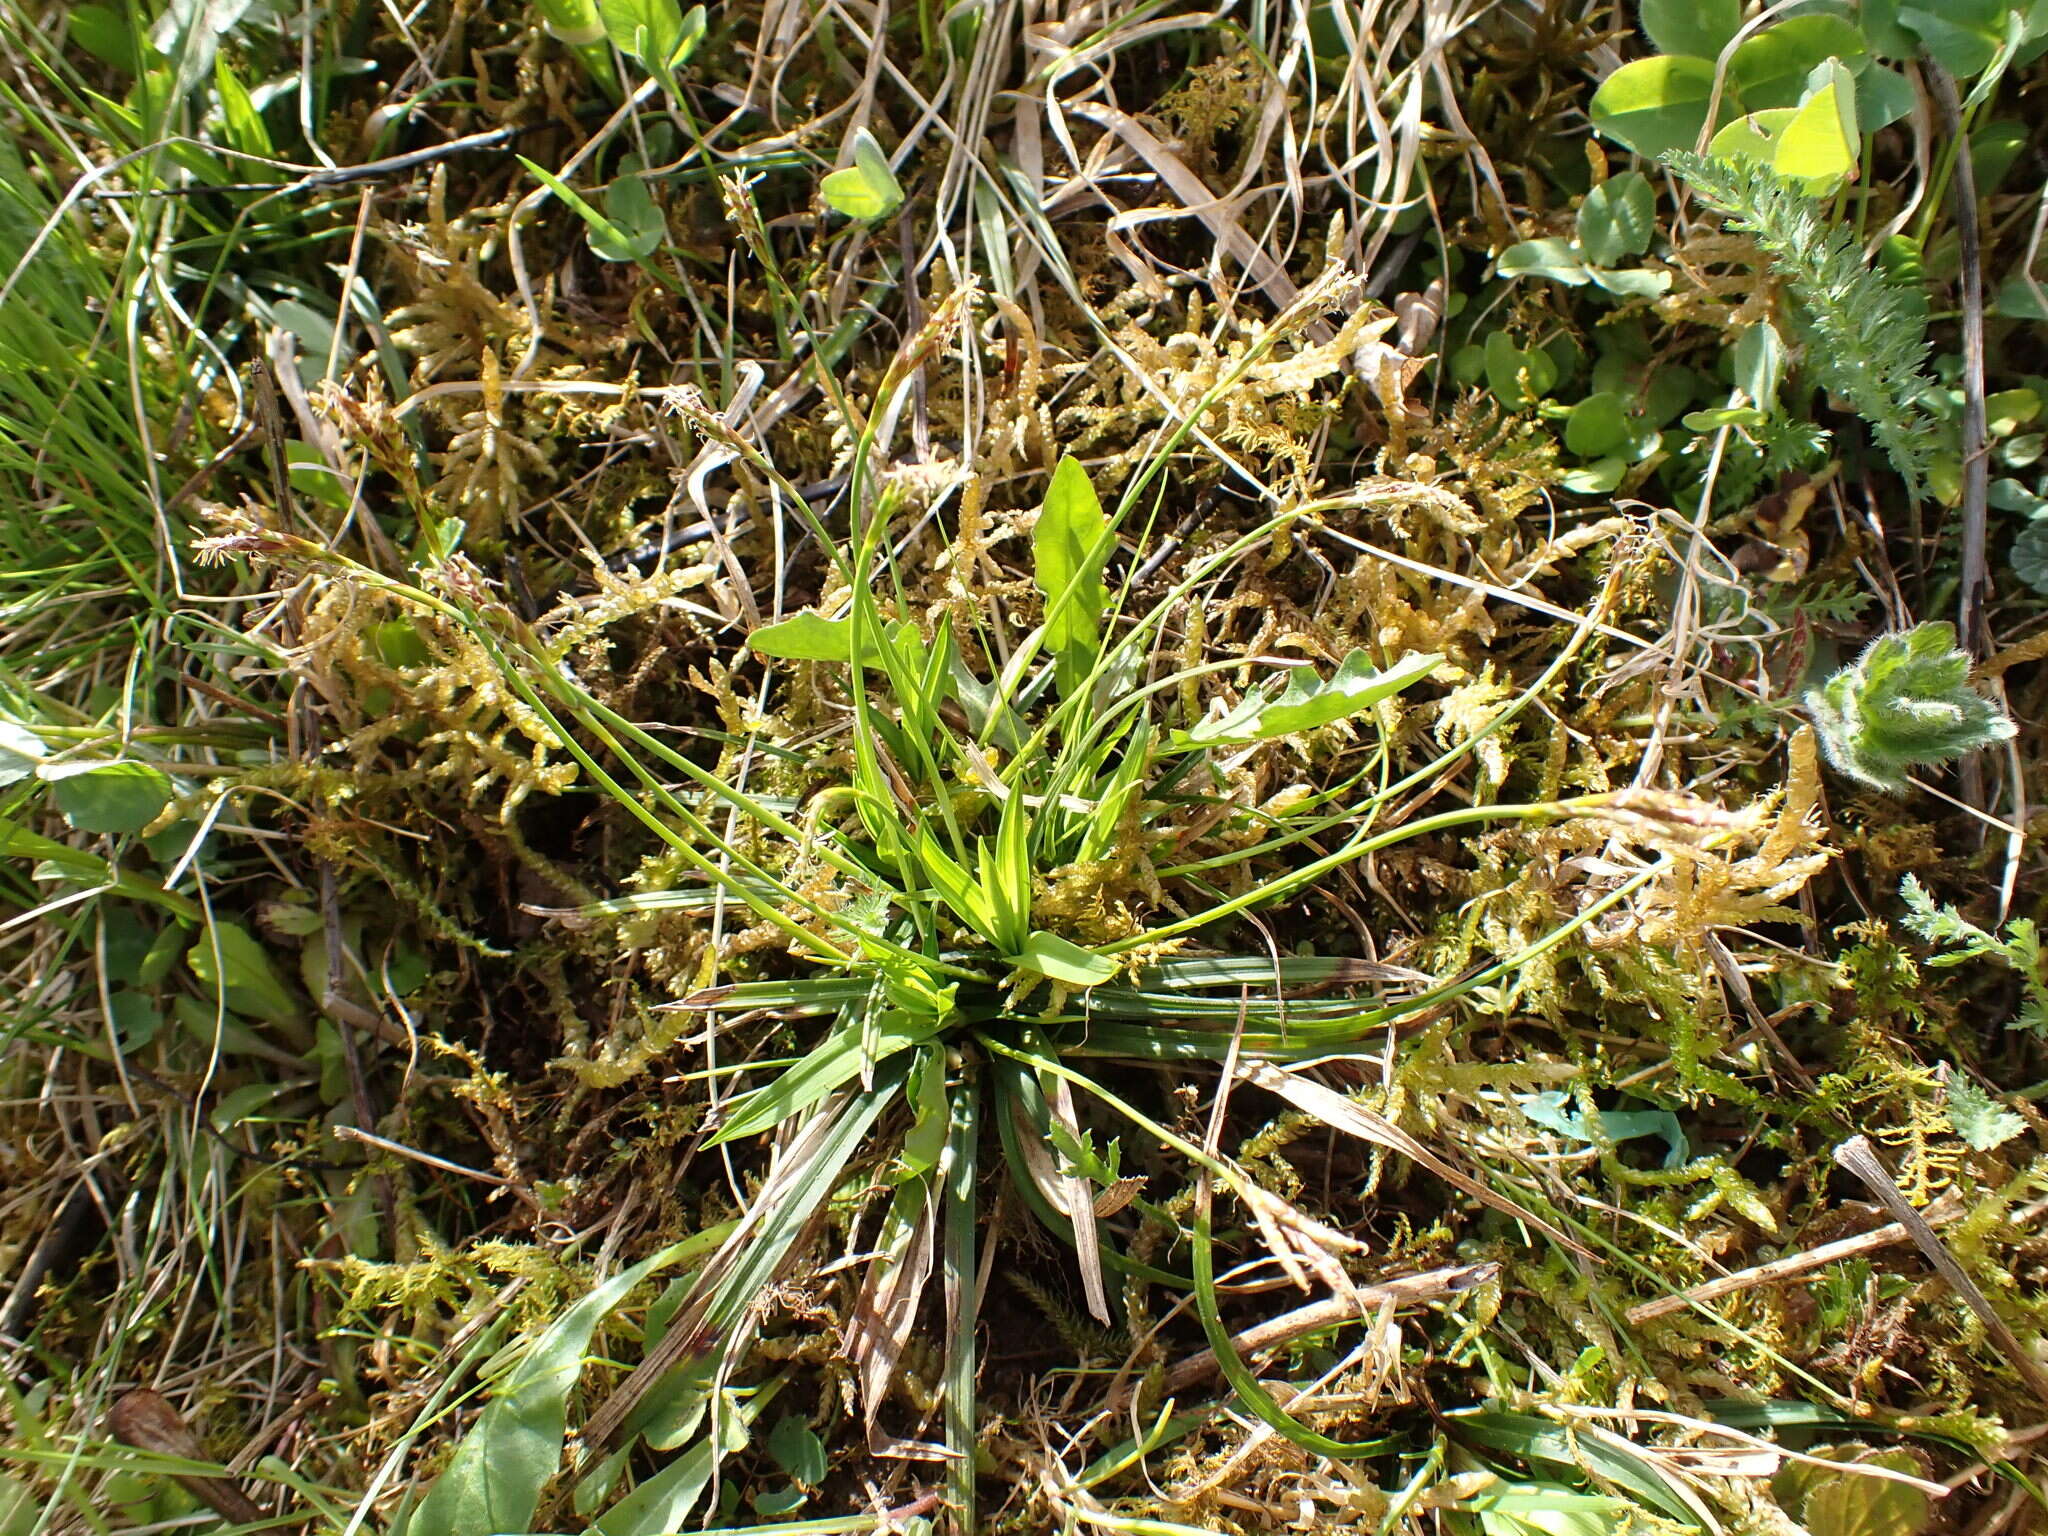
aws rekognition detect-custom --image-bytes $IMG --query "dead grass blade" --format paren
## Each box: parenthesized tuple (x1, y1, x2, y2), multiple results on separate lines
(1242, 1063, 1594, 1260)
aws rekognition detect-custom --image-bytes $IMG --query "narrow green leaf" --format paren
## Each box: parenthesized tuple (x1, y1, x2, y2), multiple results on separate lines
(988, 793, 1032, 956)
(711, 1013, 942, 1145)
(1011, 931, 1117, 989)
(213, 56, 271, 155)
(1176, 650, 1442, 746)
(914, 826, 1001, 944)
(518, 155, 639, 255)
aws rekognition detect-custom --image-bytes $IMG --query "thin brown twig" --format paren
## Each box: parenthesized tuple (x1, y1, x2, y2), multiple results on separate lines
(1106, 1262, 1498, 1410)
(1924, 61, 1990, 662)
(1626, 1191, 1963, 1324)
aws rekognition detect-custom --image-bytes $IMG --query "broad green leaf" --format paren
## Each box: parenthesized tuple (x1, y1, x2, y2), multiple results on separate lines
(711, 1012, 943, 1144)
(1772, 61, 1858, 191)
(518, 155, 646, 262)
(1973, 118, 2030, 195)
(1898, 3, 2006, 77)
(1497, 237, 1590, 285)
(174, 994, 301, 1066)
(1639, 0, 1739, 59)
(747, 611, 922, 671)
(599, 0, 700, 70)
(1708, 108, 1800, 171)
(589, 1403, 752, 1536)
(1860, 0, 1920, 56)
(69, 4, 144, 72)
(749, 611, 862, 662)
(1482, 330, 1557, 408)
(406, 1239, 703, 1536)
(1011, 930, 1117, 989)
(1997, 272, 2048, 322)
(1455, 1484, 1639, 1536)
(108, 989, 164, 1049)
(1734, 321, 1787, 412)
(1589, 55, 1719, 159)
(0, 721, 43, 787)
(1806, 621, 2017, 792)
(1575, 171, 1656, 266)
(1178, 649, 1442, 746)
(1585, 266, 1670, 297)
(820, 128, 904, 221)
(1565, 392, 1632, 458)
(536, 0, 606, 45)
(1779, 1448, 1935, 1536)
(1856, 64, 1916, 131)
(1987, 388, 2041, 436)
(1561, 457, 1628, 494)
(765, 1415, 827, 1487)
(43, 760, 173, 835)
(1948, 1076, 2025, 1151)
(187, 919, 300, 1022)
(591, 173, 665, 261)
(1730, 16, 1866, 109)
(1520, 1090, 1688, 1168)
(1032, 455, 1110, 700)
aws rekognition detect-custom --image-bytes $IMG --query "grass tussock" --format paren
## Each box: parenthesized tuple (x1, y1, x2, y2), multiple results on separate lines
(2, 2, 2047, 1534)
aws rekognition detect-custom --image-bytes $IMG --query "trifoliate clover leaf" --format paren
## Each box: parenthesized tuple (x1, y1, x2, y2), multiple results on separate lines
(1804, 622, 2015, 793)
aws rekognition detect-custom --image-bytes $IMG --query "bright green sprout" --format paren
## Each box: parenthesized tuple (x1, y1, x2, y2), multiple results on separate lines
(1805, 621, 2015, 792)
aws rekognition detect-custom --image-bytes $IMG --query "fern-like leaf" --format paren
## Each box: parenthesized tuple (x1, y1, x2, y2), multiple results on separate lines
(1665, 153, 1938, 499)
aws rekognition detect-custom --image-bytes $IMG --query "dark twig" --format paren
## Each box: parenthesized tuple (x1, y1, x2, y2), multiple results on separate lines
(82, 123, 546, 199)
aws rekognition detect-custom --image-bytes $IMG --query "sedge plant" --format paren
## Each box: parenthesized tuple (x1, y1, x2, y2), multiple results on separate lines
(205, 291, 1701, 1536)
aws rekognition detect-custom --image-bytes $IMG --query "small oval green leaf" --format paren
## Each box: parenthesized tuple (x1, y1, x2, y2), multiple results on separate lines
(44, 760, 173, 835)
